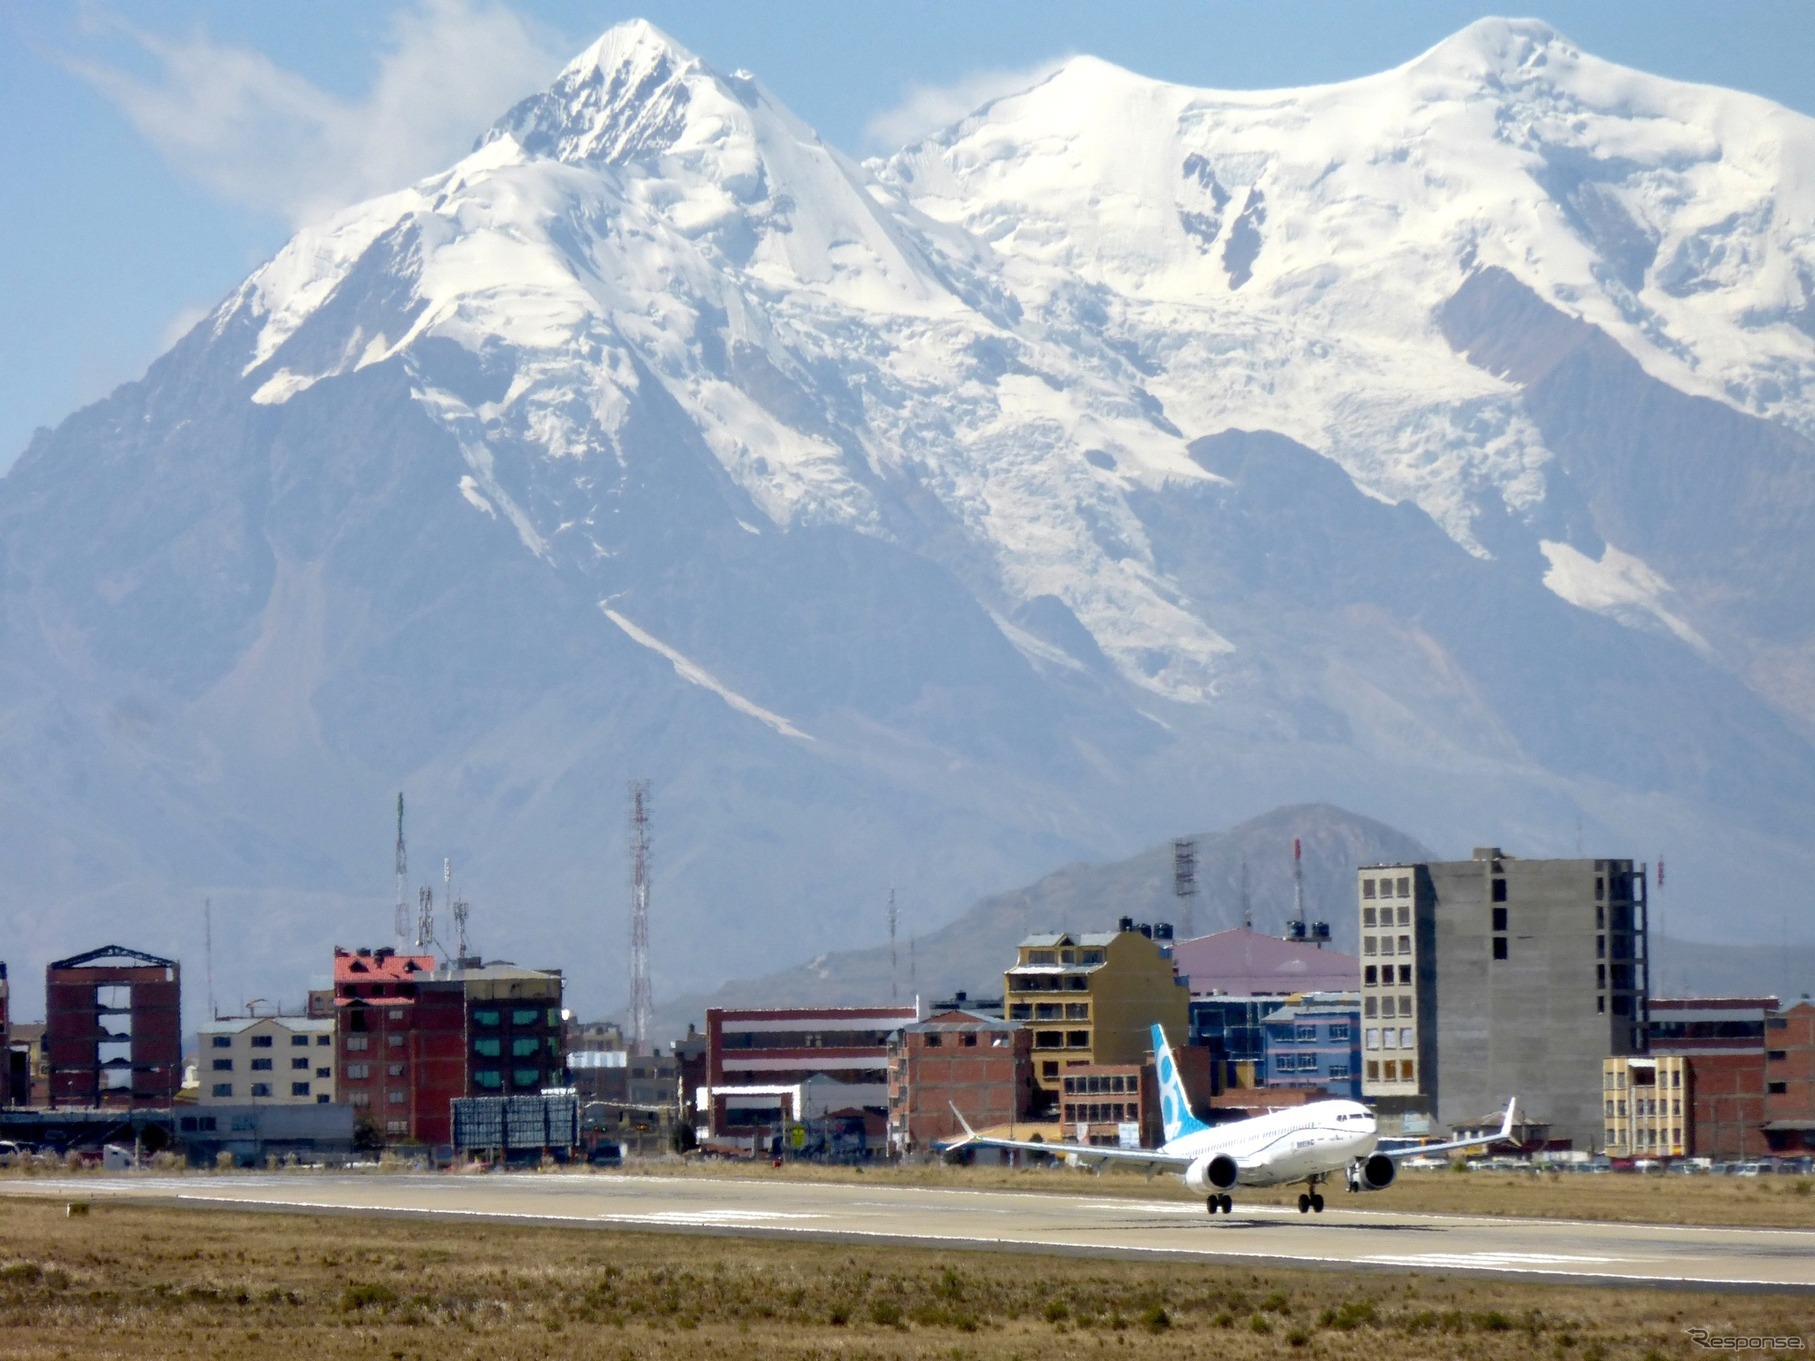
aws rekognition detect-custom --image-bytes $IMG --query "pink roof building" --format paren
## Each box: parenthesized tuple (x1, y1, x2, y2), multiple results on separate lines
(1172, 927, 1358, 997)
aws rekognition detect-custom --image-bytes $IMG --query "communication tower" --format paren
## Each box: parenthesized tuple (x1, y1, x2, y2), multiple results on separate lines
(1172, 838, 1198, 939)
(887, 888, 899, 1002)
(628, 779, 654, 1055)
(417, 886, 434, 951)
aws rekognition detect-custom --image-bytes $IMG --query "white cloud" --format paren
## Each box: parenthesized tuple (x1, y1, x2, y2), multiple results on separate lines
(157, 302, 212, 351)
(68, 1, 566, 228)
(862, 58, 1068, 152)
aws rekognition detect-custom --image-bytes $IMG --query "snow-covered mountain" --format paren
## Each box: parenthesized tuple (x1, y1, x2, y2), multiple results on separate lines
(4, 18, 1815, 1019)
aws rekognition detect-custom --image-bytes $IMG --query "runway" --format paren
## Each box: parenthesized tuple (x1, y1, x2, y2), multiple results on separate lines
(5, 1172, 1812, 1292)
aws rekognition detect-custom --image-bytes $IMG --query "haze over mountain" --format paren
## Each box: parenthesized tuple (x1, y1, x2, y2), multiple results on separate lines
(4, 18, 1815, 1021)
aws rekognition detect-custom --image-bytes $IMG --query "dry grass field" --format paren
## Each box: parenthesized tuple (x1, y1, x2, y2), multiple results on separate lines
(634, 1156, 1815, 1230)
(0, 1194, 1805, 1361)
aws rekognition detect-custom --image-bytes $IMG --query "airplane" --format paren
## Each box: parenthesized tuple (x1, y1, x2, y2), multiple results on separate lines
(947, 1023, 1516, 1215)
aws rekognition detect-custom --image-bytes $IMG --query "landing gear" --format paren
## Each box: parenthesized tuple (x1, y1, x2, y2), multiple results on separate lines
(1220, 1193, 1232, 1214)
(1298, 1192, 1311, 1213)
(1297, 1183, 1327, 1214)
(1205, 1193, 1234, 1216)
(1311, 1193, 1325, 1212)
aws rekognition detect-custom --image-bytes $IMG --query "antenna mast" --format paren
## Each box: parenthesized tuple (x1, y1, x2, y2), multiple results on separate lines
(393, 793, 409, 950)
(204, 897, 217, 1021)
(1172, 838, 1198, 939)
(887, 888, 899, 1002)
(1240, 859, 1251, 930)
(628, 780, 654, 1055)
(1292, 837, 1305, 934)
(417, 886, 434, 951)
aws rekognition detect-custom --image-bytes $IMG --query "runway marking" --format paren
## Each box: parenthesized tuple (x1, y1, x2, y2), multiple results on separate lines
(607, 1210, 824, 1226)
(1363, 1252, 1623, 1268)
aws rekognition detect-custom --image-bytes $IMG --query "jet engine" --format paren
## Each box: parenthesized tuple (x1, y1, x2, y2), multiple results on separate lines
(1352, 1153, 1396, 1191)
(1184, 1152, 1240, 1193)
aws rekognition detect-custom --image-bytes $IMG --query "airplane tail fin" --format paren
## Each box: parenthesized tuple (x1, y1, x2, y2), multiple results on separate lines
(1151, 1023, 1208, 1144)
(948, 1102, 979, 1145)
(1496, 1097, 1517, 1143)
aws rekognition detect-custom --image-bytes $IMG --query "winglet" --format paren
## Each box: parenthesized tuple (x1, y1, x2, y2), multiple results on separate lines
(1497, 1097, 1517, 1143)
(948, 1102, 979, 1144)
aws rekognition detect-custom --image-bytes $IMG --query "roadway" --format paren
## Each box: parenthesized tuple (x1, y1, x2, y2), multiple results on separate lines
(4, 1172, 1812, 1292)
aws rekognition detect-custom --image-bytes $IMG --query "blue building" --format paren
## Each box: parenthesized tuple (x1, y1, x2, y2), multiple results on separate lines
(1188, 995, 1285, 1088)
(1260, 994, 1361, 1100)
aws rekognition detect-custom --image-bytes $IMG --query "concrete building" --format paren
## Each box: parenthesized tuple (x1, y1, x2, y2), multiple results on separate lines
(1763, 1000, 1815, 1157)
(701, 1005, 916, 1141)
(1261, 995, 1361, 1100)
(46, 945, 182, 1109)
(175, 1103, 355, 1166)
(1173, 928, 1359, 998)
(199, 1015, 337, 1105)
(571, 1047, 680, 1156)
(1602, 1055, 1688, 1159)
(1358, 850, 1648, 1148)
(1650, 996, 1777, 1160)
(1004, 920, 1190, 1098)
(887, 1010, 1031, 1155)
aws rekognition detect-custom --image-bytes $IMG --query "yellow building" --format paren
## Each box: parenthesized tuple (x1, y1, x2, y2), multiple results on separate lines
(199, 1015, 337, 1105)
(1005, 920, 1190, 1096)
(1601, 1055, 1687, 1158)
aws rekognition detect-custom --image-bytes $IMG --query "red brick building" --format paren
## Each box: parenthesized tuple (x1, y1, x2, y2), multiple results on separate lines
(332, 948, 565, 1147)
(888, 1010, 1032, 1154)
(1059, 1062, 1159, 1147)
(1763, 1001, 1815, 1157)
(45, 946, 182, 1109)
(1649, 997, 1776, 1160)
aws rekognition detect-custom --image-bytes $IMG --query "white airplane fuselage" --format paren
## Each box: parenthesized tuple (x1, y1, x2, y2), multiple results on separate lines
(1159, 1099, 1378, 1187)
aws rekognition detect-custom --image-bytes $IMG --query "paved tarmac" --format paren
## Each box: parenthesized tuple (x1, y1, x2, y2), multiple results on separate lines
(5, 1172, 1812, 1292)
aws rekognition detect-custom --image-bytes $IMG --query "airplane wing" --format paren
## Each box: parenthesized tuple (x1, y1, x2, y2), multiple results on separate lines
(943, 1104, 1193, 1173)
(1380, 1096, 1518, 1161)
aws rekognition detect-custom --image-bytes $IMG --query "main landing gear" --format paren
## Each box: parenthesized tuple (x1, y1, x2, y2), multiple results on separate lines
(1204, 1193, 1234, 1215)
(1297, 1175, 1328, 1213)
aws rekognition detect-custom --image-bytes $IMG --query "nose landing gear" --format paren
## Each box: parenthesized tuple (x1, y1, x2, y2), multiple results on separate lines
(1296, 1190, 1326, 1213)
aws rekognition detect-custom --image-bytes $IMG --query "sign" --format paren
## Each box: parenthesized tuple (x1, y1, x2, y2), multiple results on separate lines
(1116, 1122, 1141, 1149)
(788, 1124, 807, 1150)
(1076, 1121, 1088, 1141)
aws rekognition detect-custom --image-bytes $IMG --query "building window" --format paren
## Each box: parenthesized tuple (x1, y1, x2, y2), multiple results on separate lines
(1768, 1050, 1787, 1061)
(210, 1036, 231, 1049)
(1329, 1022, 1349, 1041)
(473, 1009, 500, 1027)
(1492, 937, 1508, 960)
(511, 1037, 541, 1058)
(1065, 1003, 1089, 1020)
(212, 1058, 232, 1072)
(349, 1090, 370, 1107)
(1363, 966, 1377, 987)
(387, 1034, 405, 1048)
(1363, 907, 1377, 927)
(1769, 1082, 1788, 1095)
(511, 1008, 541, 1026)
(1491, 878, 1507, 902)
(387, 1009, 404, 1021)
(386, 1120, 408, 1134)
(317, 1034, 331, 1046)
(1035, 1031, 1062, 1049)
(1399, 1028, 1413, 1049)
(387, 1090, 406, 1104)
(1401, 1060, 1415, 1083)
(1329, 1064, 1348, 1079)
(1365, 1060, 1379, 1082)
(513, 1068, 541, 1088)
(1382, 1060, 1397, 1081)
(291, 1082, 311, 1097)
(346, 1035, 369, 1052)
(1396, 877, 1410, 897)
(316, 1067, 331, 1079)
(474, 1069, 502, 1090)
(1364, 1028, 1378, 1051)
(1397, 905, 1410, 926)
(1491, 907, 1507, 932)
(291, 1035, 310, 1047)
(1363, 936, 1377, 956)
(251, 1035, 273, 1049)
(1397, 935, 1411, 955)
(1381, 1029, 1396, 1049)
(1395, 964, 1409, 985)
(1597, 996, 1606, 1014)
(1362, 879, 1376, 899)
(250, 1083, 272, 1098)
(211, 1083, 232, 1097)
(251, 1058, 273, 1071)
(387, 1062, 406, 1077)
(1066, 1030, 1090, 1048)
(1296, 1025, 1318, 1042)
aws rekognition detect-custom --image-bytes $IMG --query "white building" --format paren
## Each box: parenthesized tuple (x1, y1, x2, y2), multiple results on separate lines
(199, 1016, 337, 1105)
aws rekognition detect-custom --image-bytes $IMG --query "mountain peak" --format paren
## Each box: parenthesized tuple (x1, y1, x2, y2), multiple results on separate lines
(1407, 16, 1572, 82)
(482, 18, 725, 167)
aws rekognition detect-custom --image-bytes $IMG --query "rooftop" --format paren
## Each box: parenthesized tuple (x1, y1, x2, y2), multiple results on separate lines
(1173, 927, 1358, 997)
(333, 947, 434, 983)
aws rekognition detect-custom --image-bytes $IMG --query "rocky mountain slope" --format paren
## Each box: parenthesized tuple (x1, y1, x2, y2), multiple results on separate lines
(3, 19, 1814, 1018)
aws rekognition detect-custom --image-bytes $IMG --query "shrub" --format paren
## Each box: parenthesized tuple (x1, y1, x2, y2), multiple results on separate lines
(1142, 1303, 1171, 1333)
(340, 1283, 399, 1312)
(869, 1299, 904, 1328)
(1250, 1314, 1273, 1335)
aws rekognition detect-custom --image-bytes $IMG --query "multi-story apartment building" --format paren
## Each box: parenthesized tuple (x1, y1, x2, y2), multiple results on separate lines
(1058, 1062, 1157, 1147)
(1763, 1001, 1815, 1158)
(1261, 995, 1361, 1100)
(45, 945, 182, 1109)
(1357, 850, 1649, 1148)
(1601, 1055, 1687, 1158)
(700, 1005, 916, 1140)
(1004, 920, 1190, 1098)
(331, 947, 564, 1146)
(199, 1016, 337, 1105)
(1649, 996, 1776, 1160)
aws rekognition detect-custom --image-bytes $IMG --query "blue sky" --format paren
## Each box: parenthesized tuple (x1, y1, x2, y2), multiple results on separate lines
(2, 0, 1811, 470)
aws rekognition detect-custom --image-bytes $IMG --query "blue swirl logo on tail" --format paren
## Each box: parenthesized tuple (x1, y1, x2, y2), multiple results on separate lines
(1152, 1023, 1208, 1145)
